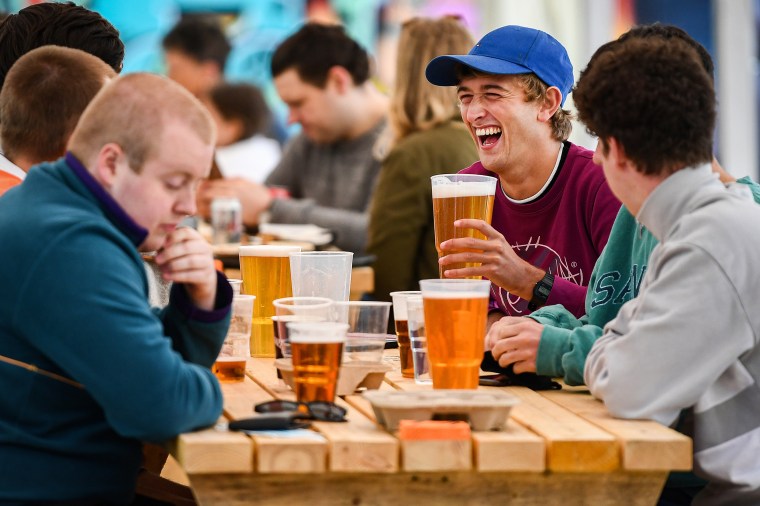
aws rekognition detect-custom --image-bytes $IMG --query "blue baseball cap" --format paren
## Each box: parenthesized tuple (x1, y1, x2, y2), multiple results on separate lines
(425, 25, 574, 105)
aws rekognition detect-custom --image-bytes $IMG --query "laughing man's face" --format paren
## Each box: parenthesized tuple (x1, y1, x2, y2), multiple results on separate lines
(457, 74, 546, 174)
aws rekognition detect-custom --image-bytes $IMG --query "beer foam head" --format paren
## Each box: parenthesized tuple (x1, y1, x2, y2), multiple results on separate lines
(287, 322, 349, 343)
(432, 181, 495, 199)
(390, 291, 422, 320)
(239, 245, 302, 257)
(421, 291, 490, 299)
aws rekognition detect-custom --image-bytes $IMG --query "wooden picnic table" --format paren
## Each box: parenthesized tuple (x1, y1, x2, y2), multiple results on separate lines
(170, 354, 692, 506)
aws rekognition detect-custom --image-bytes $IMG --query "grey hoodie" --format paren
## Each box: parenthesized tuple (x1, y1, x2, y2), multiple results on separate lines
(586, 163, 760, 505)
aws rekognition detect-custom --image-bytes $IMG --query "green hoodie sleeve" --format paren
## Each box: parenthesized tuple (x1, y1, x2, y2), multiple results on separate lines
(529, 304, 602, 386)
(736, 176, 760, 203)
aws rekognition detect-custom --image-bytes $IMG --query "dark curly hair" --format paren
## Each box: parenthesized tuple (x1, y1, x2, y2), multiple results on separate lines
(0, 2, 123, 91)
(162, 15, 231, 69)
(271, 23, 370, 88)
(618, 23, 713, 81)
(574, 37, 715, 176)
(208, 82, 271, 139)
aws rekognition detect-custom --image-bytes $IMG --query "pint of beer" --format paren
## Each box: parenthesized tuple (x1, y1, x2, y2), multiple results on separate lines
(287, 321, 348, 403)
(272, 296, 333, 359)
(213, 294, 255, 382)
(419, 279, 491, 389)
(239, 245, 301, 357)
(389, 291, 421, 378)
(431, 174, 497, 278)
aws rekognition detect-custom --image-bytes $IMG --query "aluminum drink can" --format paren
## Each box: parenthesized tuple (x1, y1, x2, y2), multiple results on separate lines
(211, 197, 242, 244)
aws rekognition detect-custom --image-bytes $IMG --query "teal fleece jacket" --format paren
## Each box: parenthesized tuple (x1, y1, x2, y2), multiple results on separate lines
(0, 156, 232, 503)
(531, 176, 760, 385)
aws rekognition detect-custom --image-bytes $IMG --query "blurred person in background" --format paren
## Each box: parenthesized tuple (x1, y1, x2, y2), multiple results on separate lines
(367, 16, 477, 300)
(0, 0, 124, 195)
(162, 14, 230, 98)
(0, 73, 231, 504)
(0, 47, 116, 197)
(201, 81, 281, 184)
(196, 23, 388, 254)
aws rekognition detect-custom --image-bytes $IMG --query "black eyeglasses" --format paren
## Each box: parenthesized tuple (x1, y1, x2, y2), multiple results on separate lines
(255, 400, 347, 423)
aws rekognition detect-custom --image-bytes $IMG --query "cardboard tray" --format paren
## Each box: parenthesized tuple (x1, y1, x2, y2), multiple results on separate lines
(362, 390, 519, 432)
(274, 358, 392, 396)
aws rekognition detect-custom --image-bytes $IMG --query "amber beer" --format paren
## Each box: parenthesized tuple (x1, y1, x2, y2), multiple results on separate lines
(288, 322, 348, 403)
(390, 290, 421, 378)
(394, 320, 413, 377)
(431, 174, 497, 278)
(239, 245, 301, 357)
(420, 279, 491, 389)
(213, 294, 254, 382)
(213, 356, 246, 382)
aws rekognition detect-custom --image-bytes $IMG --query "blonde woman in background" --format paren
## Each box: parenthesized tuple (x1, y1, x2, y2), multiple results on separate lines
(367, 16, 477, 300)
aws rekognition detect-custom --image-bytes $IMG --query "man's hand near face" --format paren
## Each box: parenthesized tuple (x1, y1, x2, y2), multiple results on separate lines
(154, 227, 218, 310)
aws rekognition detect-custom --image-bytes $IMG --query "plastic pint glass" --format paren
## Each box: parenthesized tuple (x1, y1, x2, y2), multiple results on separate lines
(287, 321, 348, 403)
(389, 291, 421, 378)
(419, 279, 491, 389)
(239, 245, 301, 357)
(431, 174, 497, 278)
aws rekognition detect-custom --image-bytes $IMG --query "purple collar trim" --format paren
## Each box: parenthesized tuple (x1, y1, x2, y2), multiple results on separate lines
(65, 152, 148, 247)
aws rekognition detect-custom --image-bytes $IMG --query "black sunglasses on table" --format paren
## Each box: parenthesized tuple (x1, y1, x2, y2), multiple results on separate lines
(227, 400, 347, 431)
(255, 400, 347, 422)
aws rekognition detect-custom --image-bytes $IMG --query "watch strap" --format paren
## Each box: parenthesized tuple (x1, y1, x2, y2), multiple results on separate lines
(527, 272, 554, 311)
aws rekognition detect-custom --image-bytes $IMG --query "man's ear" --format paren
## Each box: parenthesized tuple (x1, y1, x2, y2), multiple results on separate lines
(325, 66, 353, 94)
(607, 137, 633, 171)
(537, 86, 562, 122)
(93, 143, 125, 189)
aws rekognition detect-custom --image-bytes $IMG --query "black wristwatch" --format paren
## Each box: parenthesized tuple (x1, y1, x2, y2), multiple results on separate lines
(527, 272, 554, 311)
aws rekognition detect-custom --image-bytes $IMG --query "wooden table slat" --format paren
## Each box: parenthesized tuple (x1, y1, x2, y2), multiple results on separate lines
(541, 388, 692, 471)
(248, 358, 399, 473)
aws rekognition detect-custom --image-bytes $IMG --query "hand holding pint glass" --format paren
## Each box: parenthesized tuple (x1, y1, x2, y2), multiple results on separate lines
(420, 279, 490, 389)
(431, 174, 496, 278)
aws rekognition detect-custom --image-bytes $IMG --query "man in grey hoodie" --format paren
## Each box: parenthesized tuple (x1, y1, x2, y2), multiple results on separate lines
(576, 34, 760, 505)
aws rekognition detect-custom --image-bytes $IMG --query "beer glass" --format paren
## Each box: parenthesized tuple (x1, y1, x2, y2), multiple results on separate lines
(419, 279, 491, 389)
(331, 301, 391, 363)
(239, 245, 301, 357)
(287, 321, 348, 403)
(289, 251, 353, 301)
(272, 296, 333, 359)
(431, 174, 497, 278)
(227, 278, 242, 296)
(389, 291, 420, 378)
(213, 294, 255, 382)
(406, 296, 431, 384)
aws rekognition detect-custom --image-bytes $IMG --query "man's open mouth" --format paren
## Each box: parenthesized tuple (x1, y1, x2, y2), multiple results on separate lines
(475, 126, 502, 147)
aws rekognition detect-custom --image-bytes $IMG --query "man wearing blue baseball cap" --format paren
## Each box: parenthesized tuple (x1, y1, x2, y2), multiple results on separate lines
(426, 25, 620, 337)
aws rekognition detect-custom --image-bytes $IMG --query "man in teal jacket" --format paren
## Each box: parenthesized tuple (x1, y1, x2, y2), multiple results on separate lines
(485, 24, 760, 386)
(0, 73, 231, 503)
